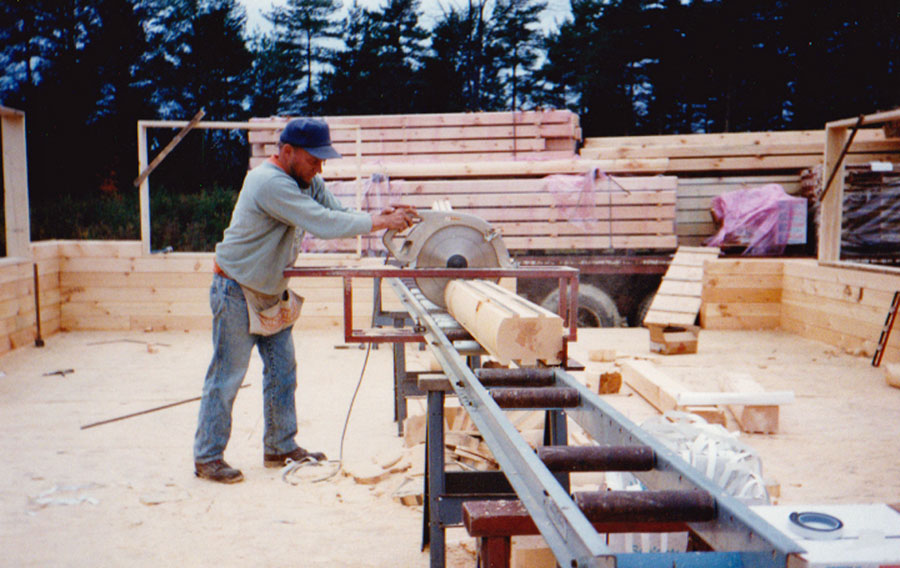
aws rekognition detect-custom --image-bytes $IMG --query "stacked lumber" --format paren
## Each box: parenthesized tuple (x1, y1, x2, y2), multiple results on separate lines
(700, 258, 783, 330)
(699, 256, 900, 363)
(299, 175, 678, 254)
(580, 129, 900, 174)
(676, 174, 804, 246)
(248, 110, 582, 173)
(642, 246, 718, 354)
(841, 163, 900, 257)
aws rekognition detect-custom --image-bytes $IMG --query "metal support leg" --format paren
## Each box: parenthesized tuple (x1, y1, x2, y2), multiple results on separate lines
(393, 340, 407, 435)
(425, 389, 446, 567)
(544, 409, 570, 493)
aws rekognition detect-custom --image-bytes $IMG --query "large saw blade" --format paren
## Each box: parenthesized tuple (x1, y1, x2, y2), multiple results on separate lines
(414, 224, 504, 307)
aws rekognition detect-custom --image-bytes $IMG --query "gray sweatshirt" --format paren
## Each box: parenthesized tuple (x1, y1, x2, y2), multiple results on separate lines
(215, 161, 372, 295)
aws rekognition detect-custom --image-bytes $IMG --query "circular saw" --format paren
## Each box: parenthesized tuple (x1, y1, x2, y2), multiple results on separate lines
(382, 210, 514, 308)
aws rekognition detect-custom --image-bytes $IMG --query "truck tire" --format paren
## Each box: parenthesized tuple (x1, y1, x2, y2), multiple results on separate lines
(541, 284, 623, 328)
(634, 291, 656, 327)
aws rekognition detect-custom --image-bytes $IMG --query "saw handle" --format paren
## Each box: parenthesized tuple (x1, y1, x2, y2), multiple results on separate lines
(382, 209, 447, 265)
(382, 226, 415, 264)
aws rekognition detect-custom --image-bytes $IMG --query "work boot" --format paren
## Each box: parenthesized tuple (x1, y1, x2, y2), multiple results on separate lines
(263, 447, 327, 468)
(195, 459, 244, 484)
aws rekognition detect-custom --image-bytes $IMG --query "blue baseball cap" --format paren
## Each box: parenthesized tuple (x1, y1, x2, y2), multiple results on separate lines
(279, 118, 342, 160)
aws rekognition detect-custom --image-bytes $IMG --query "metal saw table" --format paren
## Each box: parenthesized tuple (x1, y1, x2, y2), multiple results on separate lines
(284, 264, 805, 568)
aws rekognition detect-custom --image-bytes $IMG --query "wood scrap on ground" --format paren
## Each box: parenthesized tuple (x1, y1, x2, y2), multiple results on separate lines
(718, 372, 781, 434)
(621, 359, 793, 433)
(583, 365, 622, 394)
(884, 363, 900, 389)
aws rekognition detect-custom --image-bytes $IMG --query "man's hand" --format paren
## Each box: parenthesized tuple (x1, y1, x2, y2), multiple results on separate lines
(371, 205, 419, 232)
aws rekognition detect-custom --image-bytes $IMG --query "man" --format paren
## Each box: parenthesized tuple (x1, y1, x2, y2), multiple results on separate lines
(194, 117, 417, 483)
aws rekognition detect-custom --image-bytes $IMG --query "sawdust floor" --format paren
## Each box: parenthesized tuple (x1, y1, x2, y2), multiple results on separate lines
(1, 327, 898, 567)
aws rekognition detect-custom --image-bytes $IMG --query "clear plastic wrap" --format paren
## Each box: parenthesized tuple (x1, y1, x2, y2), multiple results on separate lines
(542, 168, 603, 226)
(705, 183, 807, 256)
(841, 175, 900, 257)
(299, 175, 396, 254)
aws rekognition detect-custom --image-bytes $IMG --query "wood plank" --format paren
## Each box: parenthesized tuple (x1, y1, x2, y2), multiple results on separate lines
(327, 176, 678, 197)
(645, 295, 702, 315)
(783, 259, 900, 293)
(314, 158, 671, 180)
(333, 190, 676, 210)
(581, 139, 899, 160)
(621, 359, 684, 413)
(820, 125, 847, 261)
(329, 137, 547, 155)
(699, 302, 781, 330)
(582, 128, 889, 148)
(782, 273, 892, 309)
(2, 110, 31, 257)
(676, 390, 794, 407)
(319, 109, 578, 128)
(249, 123, 578, 144)
(704, 259, 785, 274)
(57, 240, 144, 258)
(701, 286, 781, 304)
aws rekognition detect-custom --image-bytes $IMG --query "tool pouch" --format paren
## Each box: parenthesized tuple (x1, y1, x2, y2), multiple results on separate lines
(241, 286, 304, 336)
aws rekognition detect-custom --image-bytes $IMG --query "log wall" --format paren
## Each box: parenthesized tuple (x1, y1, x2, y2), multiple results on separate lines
(701, 257, 900, 364)
(3, 241, 900, 365)
(781, 260, 900, 362)
(700, 258, 784, 330)
(0, 241, 403, 343)
(0, 242, 61, 355)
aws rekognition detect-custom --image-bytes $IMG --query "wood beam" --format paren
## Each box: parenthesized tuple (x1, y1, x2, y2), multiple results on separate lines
(444, 279, 563, 366)
(1, 107, 31, 257)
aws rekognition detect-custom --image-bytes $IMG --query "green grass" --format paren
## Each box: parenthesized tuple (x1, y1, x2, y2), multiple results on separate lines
(26, 186, 238, 253)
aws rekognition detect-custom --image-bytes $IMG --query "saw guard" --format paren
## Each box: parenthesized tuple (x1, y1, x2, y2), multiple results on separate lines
(382, 210, 514, 307)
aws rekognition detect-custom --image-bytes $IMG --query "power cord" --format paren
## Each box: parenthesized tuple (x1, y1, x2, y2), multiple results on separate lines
(281, 341, 373, 484)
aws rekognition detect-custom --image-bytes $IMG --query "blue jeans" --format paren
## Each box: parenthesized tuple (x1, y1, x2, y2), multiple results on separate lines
(194, 274, 299, 464)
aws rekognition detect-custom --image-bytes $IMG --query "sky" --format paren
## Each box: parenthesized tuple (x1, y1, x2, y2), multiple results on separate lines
(237, 0, 574, 34)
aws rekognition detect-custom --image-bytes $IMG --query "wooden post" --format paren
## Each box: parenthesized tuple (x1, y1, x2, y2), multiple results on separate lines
(137, 121, 151, 256)
(820, 125, 847, 262)
(1, 106, 31, 257)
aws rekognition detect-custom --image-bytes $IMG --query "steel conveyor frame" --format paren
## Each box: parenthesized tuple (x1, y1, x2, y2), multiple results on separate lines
(387, 277, 804, 568)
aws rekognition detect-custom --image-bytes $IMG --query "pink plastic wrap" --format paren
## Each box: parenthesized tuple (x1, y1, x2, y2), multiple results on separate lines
(705, 184, 807, 256)
(543, 168, 622, 227)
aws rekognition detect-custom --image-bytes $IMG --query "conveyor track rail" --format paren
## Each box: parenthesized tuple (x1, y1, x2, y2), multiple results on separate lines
(387, 277, 804, 568)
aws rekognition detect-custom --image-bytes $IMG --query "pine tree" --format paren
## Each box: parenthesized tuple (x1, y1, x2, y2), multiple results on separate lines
(373, 0, 429, 113)
(420, 1, 515, 112)
(318, 3, 383, 115)
(491, 0, 547, 111)
(265, 0, 342, 115)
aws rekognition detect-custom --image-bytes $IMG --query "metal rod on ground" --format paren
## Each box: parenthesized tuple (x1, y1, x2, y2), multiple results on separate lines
(33, 263, 44, 347)
(821, 114, 865, 200)
(80, 383, 250, 430)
